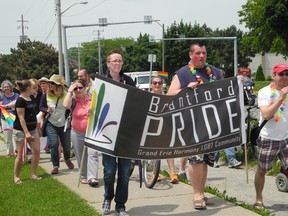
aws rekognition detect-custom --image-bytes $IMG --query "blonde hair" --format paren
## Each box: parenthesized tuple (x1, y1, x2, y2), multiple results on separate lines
(47, 84, 64, 98)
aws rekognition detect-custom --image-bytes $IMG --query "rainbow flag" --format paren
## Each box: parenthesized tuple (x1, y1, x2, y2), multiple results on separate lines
(157, 71, 169, 79)
(0, 106, 15, 130)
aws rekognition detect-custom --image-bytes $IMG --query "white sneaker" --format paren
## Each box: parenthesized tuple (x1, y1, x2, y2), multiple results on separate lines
(213, 161, 220, 168)
(228, 159, 241, 168)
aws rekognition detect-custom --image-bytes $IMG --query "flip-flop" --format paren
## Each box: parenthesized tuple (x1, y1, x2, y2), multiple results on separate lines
(14, 178, 22, 185)
(193, 198, 207, 210)
(253, 202, 265, 210)
(80, 178, 88, 184)
(30, 175, 42, 180)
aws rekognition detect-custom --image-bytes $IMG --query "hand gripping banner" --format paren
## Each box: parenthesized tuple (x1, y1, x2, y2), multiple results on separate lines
(85, 75, 246, 160)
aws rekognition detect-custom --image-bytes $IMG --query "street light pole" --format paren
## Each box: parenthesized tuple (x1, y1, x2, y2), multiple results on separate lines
(55, 0, 87, 78)
(144, 16, 165, 72)
(55, 0, 63, 76)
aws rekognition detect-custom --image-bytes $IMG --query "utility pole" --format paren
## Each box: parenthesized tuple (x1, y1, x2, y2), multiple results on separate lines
(17, 14, 28, 43)
(97, 30, 103, 75)
(55, 0, 64, 76)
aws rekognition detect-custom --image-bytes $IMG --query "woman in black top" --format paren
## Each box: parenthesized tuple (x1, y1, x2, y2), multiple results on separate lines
(13, 80, 41, 184)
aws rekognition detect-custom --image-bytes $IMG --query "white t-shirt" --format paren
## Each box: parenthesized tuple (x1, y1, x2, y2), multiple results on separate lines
(258, 84, 288, 140)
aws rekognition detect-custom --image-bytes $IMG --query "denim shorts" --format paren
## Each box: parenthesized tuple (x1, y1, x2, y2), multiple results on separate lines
(13, 128, 38, 142)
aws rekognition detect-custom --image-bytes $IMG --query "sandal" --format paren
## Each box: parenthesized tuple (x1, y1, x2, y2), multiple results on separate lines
(193, 198, 207, 210)
(204, 196, 215, 206)
(80, 178, 88, 184)
(14, 177, 22, 185)
(253, 202, 265, 210)
(88, 178, 99, 187)
(30, 175, 42, 180)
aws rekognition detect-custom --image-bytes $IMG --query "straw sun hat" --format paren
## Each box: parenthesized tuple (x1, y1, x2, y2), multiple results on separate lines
(48, 74, 66, 85)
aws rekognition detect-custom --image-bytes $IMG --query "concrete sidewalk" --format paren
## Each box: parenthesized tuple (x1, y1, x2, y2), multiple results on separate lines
(37, 151, 259, 216)
(2, 136, 286, 215)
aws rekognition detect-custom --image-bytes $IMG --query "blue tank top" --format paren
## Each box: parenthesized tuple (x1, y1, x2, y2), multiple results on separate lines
(176, 64, 221, 88)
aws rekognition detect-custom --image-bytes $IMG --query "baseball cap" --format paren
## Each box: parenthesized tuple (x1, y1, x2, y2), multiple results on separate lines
(272, 64, 288, 73)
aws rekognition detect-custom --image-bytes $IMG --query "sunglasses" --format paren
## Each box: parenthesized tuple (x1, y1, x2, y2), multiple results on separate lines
(152, 81, 163, 85)
(73, 86, 84, 91)
(278, 72, 288, 77)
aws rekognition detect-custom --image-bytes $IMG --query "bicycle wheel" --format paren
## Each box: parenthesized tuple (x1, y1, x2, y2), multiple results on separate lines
(143, 160, 161, 189)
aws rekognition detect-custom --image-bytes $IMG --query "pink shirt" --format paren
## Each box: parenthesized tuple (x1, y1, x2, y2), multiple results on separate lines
(71, 94, 91, 133)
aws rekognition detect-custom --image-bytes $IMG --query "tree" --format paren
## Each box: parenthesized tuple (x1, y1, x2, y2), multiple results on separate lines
(239, 0, 288, 57)
(0, 39, 58, 82)
(255, 65, 265, 81)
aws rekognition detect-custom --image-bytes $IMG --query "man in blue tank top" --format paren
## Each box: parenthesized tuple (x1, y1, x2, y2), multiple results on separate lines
(167, 43, 221, 210)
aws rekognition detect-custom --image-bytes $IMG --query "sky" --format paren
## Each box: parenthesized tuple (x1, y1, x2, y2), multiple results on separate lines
(0, 0, 248, 54)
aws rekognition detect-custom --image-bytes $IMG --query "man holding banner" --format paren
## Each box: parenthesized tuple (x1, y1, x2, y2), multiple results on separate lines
(167, 43, 222, 210)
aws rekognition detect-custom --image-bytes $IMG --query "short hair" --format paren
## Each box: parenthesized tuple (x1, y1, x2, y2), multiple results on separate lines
(151, 76, 163, 84)
(190, 43, 206, 53)
(1, 80, 13, 90)
(107, 49, 123, 62)
(74, 79, 86, 87)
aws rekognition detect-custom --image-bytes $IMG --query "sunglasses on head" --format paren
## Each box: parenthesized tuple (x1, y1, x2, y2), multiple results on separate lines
(278, 72, 288, 77)
(73, 86, 84, 91)
(152, 81, 163, 85)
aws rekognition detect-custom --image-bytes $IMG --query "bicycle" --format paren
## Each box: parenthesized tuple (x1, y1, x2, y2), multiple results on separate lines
(242, 105, 260, 163)
(129, 159, 161, 189)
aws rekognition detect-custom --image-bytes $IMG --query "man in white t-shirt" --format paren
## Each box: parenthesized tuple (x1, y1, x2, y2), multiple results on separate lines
(254, 64, 288, 210)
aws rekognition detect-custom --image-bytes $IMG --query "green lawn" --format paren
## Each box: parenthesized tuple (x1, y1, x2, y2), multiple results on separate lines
(0, 156, 101, 216)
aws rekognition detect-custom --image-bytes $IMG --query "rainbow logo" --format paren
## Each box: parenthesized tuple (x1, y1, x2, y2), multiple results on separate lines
(87, 83, 117, 144)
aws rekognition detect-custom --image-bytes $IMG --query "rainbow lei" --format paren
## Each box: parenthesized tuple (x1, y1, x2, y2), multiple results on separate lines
(269, 82, 286, 122)
(189, 62, 215, 84)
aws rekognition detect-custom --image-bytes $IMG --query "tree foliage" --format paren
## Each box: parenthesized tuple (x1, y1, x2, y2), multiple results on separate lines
(239, 0, 288, 57)
(1, 21, 248, 84)
(0, 39, 58, 82)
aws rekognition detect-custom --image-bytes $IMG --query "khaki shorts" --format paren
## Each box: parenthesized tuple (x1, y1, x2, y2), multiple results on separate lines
(13, 128, 38, 143)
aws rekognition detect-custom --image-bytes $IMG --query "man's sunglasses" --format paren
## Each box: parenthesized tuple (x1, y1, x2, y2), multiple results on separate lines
(73, 86, 84, 91)
(278, 72, 288, 77)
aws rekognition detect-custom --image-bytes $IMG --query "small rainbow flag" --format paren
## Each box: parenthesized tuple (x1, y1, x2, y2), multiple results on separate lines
(0, 106, 15, 130)
(157, 71, 169, 79)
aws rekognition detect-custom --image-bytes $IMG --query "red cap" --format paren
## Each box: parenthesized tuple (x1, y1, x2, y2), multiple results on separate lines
(273, 64, 288, 73)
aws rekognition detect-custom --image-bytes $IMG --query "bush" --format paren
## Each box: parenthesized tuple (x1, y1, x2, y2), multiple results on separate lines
(255, 65, 266, 81)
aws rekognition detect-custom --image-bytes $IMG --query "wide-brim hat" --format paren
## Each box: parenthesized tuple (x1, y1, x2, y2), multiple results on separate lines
(48, 74, 66, 85)
(38, 77, 49, 82)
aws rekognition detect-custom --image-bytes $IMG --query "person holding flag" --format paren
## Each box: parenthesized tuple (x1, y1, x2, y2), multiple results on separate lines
(0, 80, 19, 158)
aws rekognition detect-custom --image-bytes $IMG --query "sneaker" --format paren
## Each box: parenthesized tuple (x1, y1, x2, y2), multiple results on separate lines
(170, 173, 179, 184)
(51, 167, 59, 174)
(213, 161, 220, 168)
(102, 200, 111, 215)
(116, 209, 129, 216)
(228, 159, 241, 168)
(179, 172, 187, 180)
(65, 160, 74, 169)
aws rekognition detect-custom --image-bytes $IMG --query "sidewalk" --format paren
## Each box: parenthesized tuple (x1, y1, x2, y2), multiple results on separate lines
(1, 137, 286, 215)
(38, 151, 259, 216)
